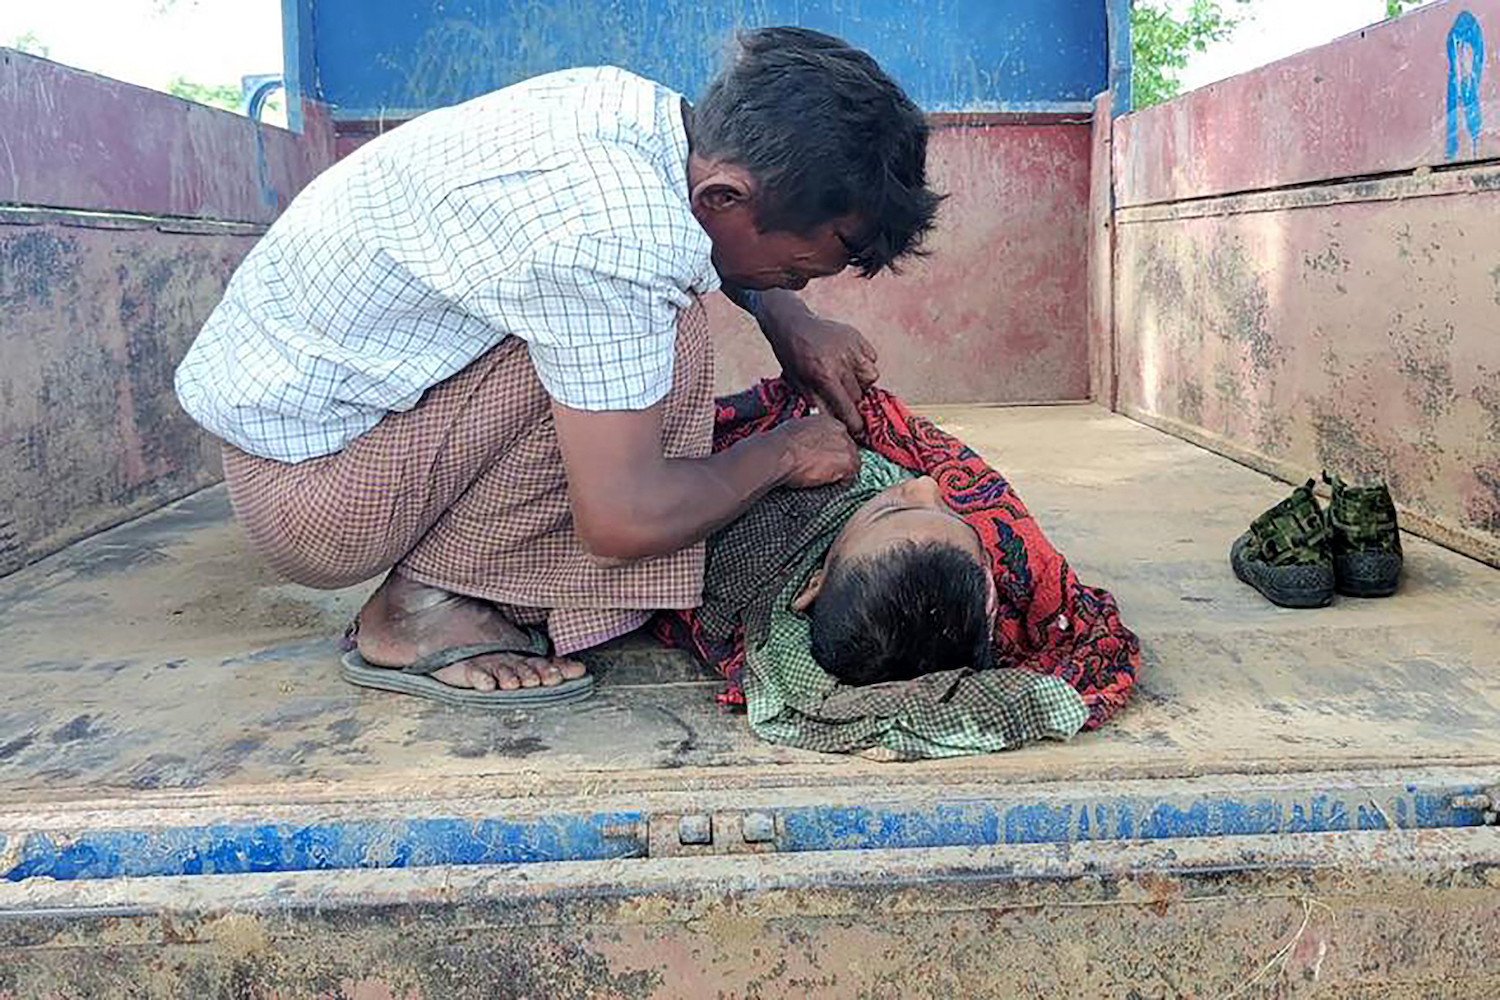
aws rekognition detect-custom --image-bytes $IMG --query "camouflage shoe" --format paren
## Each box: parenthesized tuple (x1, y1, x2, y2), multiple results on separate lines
(1230, 480, 1335, 608)
(1324, 472, 1403, 597)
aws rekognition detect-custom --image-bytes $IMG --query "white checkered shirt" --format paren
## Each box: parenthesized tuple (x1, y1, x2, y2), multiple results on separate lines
(176, 67, 720, 462)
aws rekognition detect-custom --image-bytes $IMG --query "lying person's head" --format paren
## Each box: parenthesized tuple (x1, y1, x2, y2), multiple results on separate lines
(793, 475, 997, 685)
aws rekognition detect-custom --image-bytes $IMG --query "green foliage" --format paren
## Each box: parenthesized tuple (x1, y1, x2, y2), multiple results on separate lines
(1385, 0, 1428, 17)
(1132, 0, 1251, 109)
(11, 30, 50, 57)
(167, 76, 242, 112)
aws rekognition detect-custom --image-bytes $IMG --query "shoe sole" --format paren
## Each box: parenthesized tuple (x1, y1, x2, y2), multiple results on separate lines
(1334, 552, 1402, 598)
(1336, 580, 1399, 598)
(1231, 535, 1334, 609)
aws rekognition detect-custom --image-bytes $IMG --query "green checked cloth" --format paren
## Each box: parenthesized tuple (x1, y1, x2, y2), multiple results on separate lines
(721, 450, 1089, 761)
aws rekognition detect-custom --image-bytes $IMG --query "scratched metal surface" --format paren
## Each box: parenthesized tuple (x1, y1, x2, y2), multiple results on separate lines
(0, 49, 336, 224)
(1, 768, 1492, 881)
(0, 219, 256, 577)
(1113, 0, 1500, 207)
(4, 829, 1500, 996)
(2, 406, 1498, 815)
(708, 120, 1094, 404)
(301, 0, 1109, 117)
(1114, 175, 1500, 563)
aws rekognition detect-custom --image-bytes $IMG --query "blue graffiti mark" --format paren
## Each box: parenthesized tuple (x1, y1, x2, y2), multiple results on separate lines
(1446, 10, 1486, 160)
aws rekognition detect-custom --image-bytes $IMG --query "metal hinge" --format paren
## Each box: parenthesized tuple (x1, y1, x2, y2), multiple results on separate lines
(1449, 788, 1500, 825)
(646, 811, 780, 858)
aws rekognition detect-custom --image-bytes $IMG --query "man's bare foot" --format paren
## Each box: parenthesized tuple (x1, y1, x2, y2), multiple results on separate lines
(356, 572, 587, 692)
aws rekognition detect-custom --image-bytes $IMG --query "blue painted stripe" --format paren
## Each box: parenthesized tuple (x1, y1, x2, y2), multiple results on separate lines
(777, 785, 1488, 852)
(4, 783, 1488, 882)
(3, 812, 646, 882)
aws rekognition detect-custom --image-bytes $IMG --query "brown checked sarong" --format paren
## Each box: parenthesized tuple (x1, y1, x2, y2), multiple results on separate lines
(222, 300, 715, 655)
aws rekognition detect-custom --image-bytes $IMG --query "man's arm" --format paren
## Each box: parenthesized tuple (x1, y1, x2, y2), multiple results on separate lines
(722, 284, 881, 435)
(553, 401, 858, 562)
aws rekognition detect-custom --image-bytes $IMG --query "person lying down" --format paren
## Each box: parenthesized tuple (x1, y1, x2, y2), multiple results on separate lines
(655, 379, 1142, 761)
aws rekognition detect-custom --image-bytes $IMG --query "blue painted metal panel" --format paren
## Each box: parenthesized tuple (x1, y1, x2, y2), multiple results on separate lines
(281, 0, 317, 132)
(289, 0, 1110, 117)
(3, 812, 646, 882)
(2, 781, 1491, 883)
(1107, 0, 1132, 115)
(777, 783, 1489, 852)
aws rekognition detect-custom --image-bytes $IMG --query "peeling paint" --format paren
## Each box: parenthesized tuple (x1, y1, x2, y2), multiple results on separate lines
(308, 0, 1111, 117)
(1206, 235, 1279, 378)
(5, 830, 1500, 997)
(1115, 171, 1500, 559)
(0, 223, 254, 577)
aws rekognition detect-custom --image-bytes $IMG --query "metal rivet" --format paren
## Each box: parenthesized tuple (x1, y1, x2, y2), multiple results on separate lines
(742, 811, 775, 843)
(678, 814, 712, 845)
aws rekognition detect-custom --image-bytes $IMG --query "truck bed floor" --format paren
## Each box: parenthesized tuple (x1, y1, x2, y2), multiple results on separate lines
(3, 404, 1497, 809)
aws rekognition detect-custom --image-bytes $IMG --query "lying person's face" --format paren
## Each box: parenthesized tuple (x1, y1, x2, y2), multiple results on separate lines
(795, 476, 998, 685)
(825, 476, 990, 581)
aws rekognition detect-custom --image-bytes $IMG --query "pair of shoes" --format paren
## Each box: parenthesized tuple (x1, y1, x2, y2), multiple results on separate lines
(1230, 473, 1402, 608)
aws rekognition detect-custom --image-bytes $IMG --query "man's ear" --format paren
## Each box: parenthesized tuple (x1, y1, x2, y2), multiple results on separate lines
(791, 567, 825, 613)
(688, 162, 755, 216)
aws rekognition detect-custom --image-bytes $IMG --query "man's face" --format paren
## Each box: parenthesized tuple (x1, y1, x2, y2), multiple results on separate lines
(686, 155, 862, 291)
(708, 215, 860, 292)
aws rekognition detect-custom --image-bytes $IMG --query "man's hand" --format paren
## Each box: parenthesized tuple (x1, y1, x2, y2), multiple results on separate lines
(771, 414, 860, 487)
(744, 290, 880, 436)
(553, 401, 854, 563)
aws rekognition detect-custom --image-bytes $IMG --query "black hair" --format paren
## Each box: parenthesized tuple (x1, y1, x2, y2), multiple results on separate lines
(691, 26, 943, 276)
(810, 542, 994, 686)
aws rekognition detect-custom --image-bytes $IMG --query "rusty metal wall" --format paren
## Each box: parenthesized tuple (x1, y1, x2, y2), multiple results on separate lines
(1114, 2, 1499, 205)
(0, 50, 337, 577)
(4, 828, 1500, 997)
(0, 215, 261, 576)
(0, 50, 334, 223)
(1109, 0, 1500, 565)
(711, 117, 1095, 403)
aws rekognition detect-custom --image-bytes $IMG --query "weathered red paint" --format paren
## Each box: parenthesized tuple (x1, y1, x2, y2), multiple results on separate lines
(0, 218, 257, 574)
(715, 118, 1095, 403)
(1106, 0, 1500, 563)
(1114, 0, 1500, 207)
(1086, 92, 1115, 408)
(0, 53, 338, 575)
(0, 49, 336, 224)
(1114, 182, 1500, 562)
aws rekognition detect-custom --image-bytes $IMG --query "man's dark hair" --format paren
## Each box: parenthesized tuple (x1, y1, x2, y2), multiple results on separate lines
(810, 542, 994, 686)
(692, 26, 943, 276)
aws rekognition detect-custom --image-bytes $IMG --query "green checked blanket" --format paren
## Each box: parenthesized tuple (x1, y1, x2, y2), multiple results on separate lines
(720, 450, 1089, 760)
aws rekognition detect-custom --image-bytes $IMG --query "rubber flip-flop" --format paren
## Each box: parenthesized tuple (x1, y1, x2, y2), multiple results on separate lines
(339, 649, 595, 708)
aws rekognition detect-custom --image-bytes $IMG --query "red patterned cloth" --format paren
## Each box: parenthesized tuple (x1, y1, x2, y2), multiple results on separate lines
(654, 379, 1139, 729)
